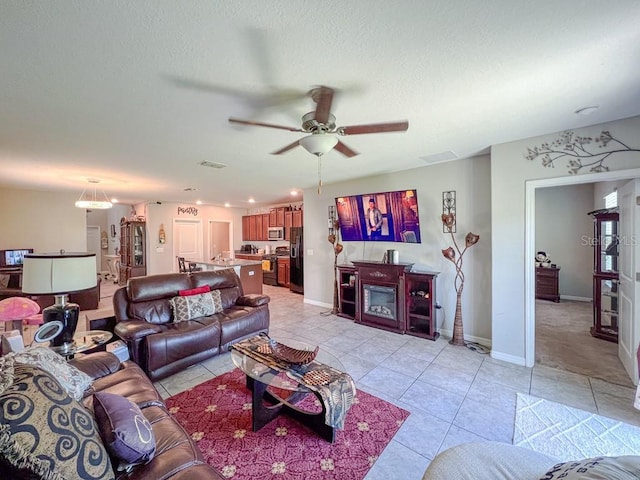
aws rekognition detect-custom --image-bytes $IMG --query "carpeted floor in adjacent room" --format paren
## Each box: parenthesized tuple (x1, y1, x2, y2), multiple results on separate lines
(535, 299, 633, 387)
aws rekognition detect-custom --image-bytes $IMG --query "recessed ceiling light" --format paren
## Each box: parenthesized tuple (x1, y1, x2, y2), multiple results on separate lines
(248, 198, 255, 203)
(196, 200, 202, 205)
(290, 190, 298, 196)
(111, 198, 118, 203)
(575, 106, 599, 116)
(224, 202, 230, 208)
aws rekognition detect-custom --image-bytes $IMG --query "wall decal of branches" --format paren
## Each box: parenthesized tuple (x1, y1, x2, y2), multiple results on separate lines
(525, 130, 640, 175)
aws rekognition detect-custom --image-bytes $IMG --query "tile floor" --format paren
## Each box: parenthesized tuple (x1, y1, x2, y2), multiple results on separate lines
(152, 285, 640, 480)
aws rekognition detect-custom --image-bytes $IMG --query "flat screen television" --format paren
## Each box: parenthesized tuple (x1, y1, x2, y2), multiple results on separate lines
(335, 189, 421, 242)
(0, 248, 33, 267)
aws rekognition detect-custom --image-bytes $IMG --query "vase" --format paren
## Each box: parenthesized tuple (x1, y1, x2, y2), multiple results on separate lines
(450, 291, 465, 346)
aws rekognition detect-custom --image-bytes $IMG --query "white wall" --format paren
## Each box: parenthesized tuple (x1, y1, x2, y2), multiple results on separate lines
(302, 155, 492, 343)
(492, 115, 640, 365)
(535, 184, 593, 299)
(143, 202, 245, 275)
(0, 187, 87, 252)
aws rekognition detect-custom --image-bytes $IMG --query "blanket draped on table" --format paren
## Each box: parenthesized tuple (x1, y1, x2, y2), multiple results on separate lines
(231, 335, 356, 429)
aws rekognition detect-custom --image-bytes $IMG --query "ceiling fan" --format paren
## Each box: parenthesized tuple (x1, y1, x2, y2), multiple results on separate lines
(229, 86, 408, 193)
(229, 85, 408, 158)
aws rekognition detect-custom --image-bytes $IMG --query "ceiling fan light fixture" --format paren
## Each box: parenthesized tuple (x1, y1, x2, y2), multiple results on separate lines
(299, 134, 338, 156)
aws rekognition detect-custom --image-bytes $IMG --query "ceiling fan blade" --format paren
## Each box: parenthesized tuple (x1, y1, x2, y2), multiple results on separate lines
(338, 120, 409, 136)
(312, 86, 335, 124)
(334, 141, 359, 157)
(271, 140, 301, 155)
(229, 118, 304, 132)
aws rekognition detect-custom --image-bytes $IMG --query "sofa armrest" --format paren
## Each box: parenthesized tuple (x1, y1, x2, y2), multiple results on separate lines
(68, 351, 121, 380)
(115, 320, 163, 341)
(236, 294, 270, 307)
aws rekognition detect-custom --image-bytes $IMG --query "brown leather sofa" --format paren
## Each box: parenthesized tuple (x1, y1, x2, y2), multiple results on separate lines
(71, 351, 224, 479)
(113, 269, 270, 381)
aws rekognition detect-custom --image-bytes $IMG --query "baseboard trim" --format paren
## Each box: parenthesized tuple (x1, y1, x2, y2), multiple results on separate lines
(304, 298, 332, 309)
(439, 328, 492, 348)
(559, 295, 592, 302)
(491, 351, 527, 366)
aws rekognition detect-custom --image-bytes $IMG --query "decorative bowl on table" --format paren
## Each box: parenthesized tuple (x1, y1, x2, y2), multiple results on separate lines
(269, 340, 319, 365)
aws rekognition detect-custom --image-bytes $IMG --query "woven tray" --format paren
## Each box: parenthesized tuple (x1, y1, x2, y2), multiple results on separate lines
(269, 341, 319, 365)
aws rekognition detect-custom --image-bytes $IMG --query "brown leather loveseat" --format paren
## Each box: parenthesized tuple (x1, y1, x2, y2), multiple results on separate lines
(72, 351, 224, 479)
(113, 269, 270, 381)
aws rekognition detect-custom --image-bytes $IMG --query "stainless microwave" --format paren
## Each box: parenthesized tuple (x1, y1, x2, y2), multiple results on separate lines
(268, 226, 285, 240)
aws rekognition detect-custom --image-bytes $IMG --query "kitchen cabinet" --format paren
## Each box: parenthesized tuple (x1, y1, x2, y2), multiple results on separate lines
(269, 209, 277, 226)
(119, 220, 146, 285)
(337, 265, 358, 320)
(262, 214, 270, 241)
(277, 257, 290, 287)
(284, 211, 293, 241)
(276, 207, 286, 227)
(256, 215, 263, 241)
(535, 267, 560, 303)
(242, 216, 250, 241)
(292, 209, 303, 228)
(589, 208, 619, 342)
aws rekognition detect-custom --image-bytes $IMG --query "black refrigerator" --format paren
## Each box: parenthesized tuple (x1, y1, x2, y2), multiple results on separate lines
(290, 227, 304, 294)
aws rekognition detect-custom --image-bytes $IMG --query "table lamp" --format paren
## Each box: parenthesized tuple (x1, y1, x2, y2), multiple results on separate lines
(21, 251, 97, 352)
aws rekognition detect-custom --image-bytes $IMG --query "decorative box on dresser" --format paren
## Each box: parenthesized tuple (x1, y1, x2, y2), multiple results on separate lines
(118, 219, 146, 286)
(535, 266, 560, 303)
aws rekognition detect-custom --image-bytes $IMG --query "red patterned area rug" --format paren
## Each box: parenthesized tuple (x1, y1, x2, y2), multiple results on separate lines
(165, 368, 410, 479)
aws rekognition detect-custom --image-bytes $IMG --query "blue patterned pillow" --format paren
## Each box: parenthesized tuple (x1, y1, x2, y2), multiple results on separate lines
(93, 392, 156, 472)
(0, 364, 114, 479)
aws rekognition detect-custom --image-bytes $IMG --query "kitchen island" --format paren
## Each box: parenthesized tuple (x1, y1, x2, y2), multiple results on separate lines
(190, 259, 264, 295)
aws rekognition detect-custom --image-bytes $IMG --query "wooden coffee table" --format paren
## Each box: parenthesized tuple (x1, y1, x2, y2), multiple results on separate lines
(230, 336, 353, 443)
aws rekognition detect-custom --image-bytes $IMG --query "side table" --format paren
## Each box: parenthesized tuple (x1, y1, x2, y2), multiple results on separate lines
(50, 329, 113, 359)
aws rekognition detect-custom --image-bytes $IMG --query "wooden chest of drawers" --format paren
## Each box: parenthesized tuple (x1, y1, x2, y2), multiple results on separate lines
(535, 266, 560, 302)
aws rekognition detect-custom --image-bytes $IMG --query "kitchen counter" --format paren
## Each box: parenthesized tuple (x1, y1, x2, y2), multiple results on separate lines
(190, 259, 264, 295)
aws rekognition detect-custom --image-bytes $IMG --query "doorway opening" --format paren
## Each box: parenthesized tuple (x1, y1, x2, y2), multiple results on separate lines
(208, 220, 232, 261)
(525, 167, 640, 384)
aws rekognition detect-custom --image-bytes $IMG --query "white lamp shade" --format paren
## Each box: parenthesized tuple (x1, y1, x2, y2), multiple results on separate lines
(22, 252, 97, 295)
(299, 134, 338, 156)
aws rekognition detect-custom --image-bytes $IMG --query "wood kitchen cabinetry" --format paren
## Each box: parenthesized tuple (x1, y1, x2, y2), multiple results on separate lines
(284, 211, 293, 241)
(277, 257, 290, 288)
(535, 266, 560, 303)
(119, 220, 146, 286)
(243, 207, 302, 241)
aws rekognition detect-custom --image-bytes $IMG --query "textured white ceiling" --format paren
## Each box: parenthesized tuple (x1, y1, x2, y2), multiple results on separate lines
(1, 1, 639, 206)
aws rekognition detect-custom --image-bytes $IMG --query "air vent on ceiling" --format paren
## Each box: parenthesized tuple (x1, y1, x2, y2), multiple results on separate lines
(200, 161, 227, 169)
(420, 150, 458, 165)
(183, 187, 198, 192)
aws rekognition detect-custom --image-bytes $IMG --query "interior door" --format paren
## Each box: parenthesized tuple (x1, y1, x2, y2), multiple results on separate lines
(173, 219, 203, 272)
(617, 179, 640, 384)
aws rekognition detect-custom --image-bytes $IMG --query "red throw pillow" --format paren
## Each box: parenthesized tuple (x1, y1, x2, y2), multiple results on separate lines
(178, 285, 211, 296)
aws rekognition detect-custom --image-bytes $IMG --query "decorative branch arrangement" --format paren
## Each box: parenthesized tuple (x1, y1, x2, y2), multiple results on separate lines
(525, 130, 640, 175)
(328, 220, 343, 315)
(441, 213, 479, 346)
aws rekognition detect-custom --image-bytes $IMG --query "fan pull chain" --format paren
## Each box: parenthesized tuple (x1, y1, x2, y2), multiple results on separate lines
(317, 154, 323, 194)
